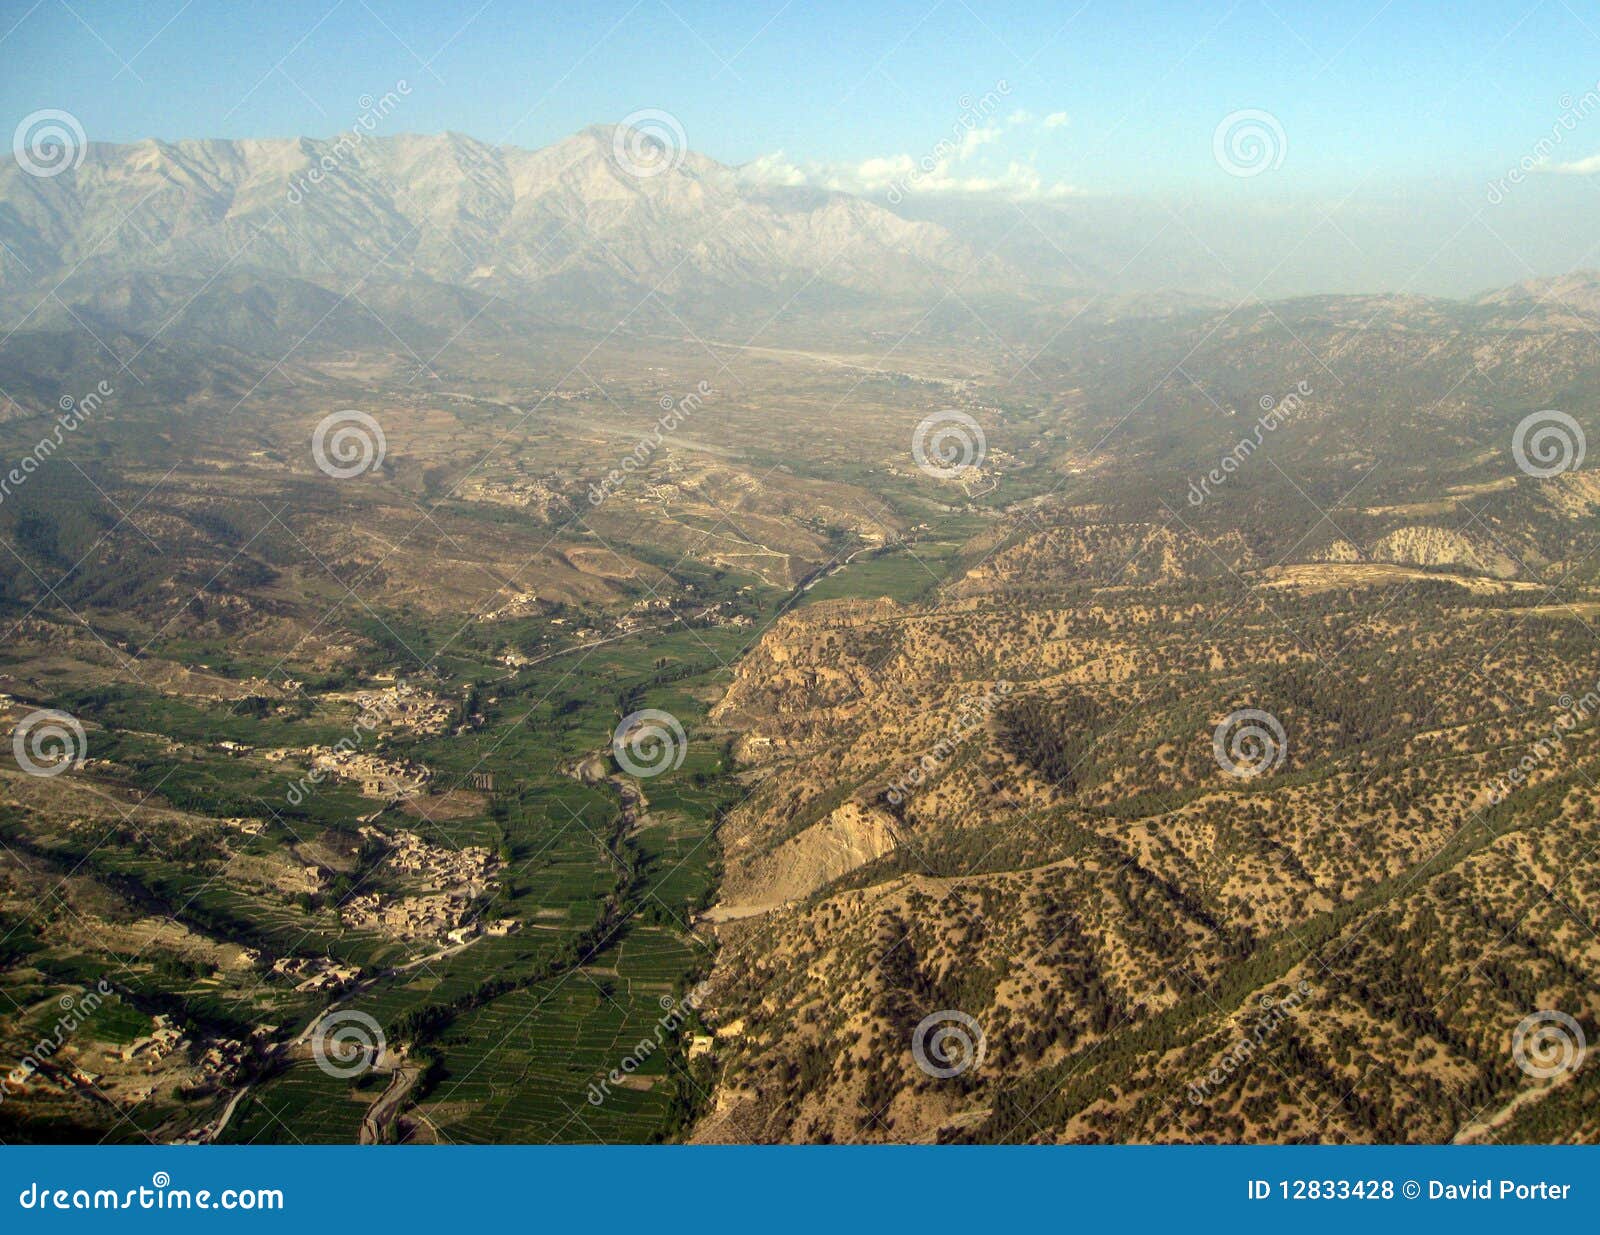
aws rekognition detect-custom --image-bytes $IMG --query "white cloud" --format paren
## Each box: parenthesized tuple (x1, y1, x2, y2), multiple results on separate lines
(737, 150, 807, 186)
(738, 148, 1080, 201)
(925, 160, 1081, 199)
(957, 125, 1001, 159)
(736, 113, 1082, 202)
(1543, 153, 1600, 174)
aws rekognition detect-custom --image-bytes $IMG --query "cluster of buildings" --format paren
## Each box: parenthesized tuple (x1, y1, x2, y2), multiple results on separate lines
(117, 1016, 186, 1065)
(338, 826, 506, 945)
(270, 955, 362, 992)
(363, 826, 494, 888)
(481, 587, 541, 622)
(303, 746, 431, 798)
(341, 890, 476, 943)
(347, 683, 453, 736)
(46, 1021, 265, 1115)
(461, 476, 563, 520)
(688, 600, 753, 628)
(110, 1018, 249, 1085)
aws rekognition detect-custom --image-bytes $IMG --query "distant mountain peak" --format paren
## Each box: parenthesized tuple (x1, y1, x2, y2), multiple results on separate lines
(0, 128, 1009, 319)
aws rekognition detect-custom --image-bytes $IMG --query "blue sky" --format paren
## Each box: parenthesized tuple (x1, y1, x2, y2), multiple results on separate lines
(5, 0, 1600, 197)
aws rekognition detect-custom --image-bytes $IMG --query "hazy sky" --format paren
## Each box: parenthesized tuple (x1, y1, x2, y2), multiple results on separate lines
(7, 0, 1600, 295)
(6, 1, 1600, 191)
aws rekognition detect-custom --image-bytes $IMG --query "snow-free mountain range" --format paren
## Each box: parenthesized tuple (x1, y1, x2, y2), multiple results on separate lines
(0, 125, 1016, 334)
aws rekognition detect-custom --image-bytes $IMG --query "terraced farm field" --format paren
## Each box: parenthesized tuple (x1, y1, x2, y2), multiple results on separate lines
(213, 620, 744, 1143)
